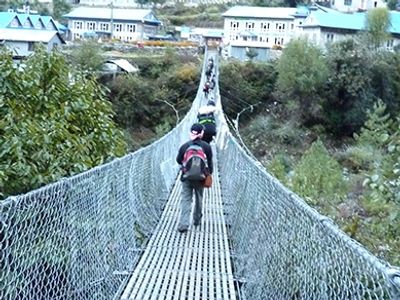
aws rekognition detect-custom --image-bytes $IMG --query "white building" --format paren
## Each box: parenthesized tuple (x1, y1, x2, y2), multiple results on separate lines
(330, 0, 386, 13)
(63, 7, 161, 42)
(76, 0, 138, 8)
(222, 6, 310, 50)
(0, 12, 65, 58)
(301, 9, 400, 51)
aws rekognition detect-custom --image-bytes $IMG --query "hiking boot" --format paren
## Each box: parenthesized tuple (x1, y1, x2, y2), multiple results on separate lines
(193, 214, 203, 226)
(177, 225, 188, 233)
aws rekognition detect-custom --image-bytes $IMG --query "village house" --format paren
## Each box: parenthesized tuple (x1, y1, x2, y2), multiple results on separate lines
(63, 6, 161, 42)
(0, 11, 65, 58)
(329, 0, 386, 13)
(222, 5, 400, 61)
(300, 8, 400, 50)
(222, 5, 310, 60)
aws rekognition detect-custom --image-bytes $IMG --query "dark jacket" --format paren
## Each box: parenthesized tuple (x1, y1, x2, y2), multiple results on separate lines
(197, 113, 216, 144)
(176, 138, 213, 174)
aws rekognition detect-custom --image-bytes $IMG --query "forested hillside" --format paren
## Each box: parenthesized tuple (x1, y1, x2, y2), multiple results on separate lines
(1, 4, 398, 267)
(219, 36, 400, 266)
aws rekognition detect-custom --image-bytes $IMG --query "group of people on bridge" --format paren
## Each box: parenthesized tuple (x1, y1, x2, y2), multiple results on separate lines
(176, 58, 218, 233)
(203, 58, 216, 99)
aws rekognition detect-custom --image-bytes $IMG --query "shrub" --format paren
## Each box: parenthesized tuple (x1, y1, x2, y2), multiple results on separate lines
(0, 48, 126, 199)
(291, 140, 347, 205)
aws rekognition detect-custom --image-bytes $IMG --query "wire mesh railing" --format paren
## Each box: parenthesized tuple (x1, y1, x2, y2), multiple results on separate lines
(0, 53, 210, 300)
(213, 84, 400, 299)
(1, 49, 399, 300)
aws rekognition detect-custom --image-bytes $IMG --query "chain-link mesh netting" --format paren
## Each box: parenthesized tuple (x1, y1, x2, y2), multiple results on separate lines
(213, 83, 400, 299)
(0, 55, 211, 300)
(1, 50, 399, 300)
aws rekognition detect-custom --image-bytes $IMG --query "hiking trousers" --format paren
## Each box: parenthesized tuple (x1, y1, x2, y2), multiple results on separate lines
(178, 180, 204, 228)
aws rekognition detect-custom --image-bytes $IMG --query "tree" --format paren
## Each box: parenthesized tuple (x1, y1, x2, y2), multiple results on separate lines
(291, 139, 347, 206)
(324, 39, 374, 136)
(365, 7, 391, 49)
(354, 99, 392, 148)
(246, 47, 259, 61)
(52, 0, 71, 21)
(0, 48, 126, 199)
(219, 60, 277, 119)
(68, 40, 105, 73)
(276, 37, 328, 124)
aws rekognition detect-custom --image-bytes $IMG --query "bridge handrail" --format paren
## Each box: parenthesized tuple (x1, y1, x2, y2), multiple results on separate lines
(212, 57, 400, 299)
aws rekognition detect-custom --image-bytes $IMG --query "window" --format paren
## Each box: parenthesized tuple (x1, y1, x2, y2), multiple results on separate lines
(100, 23, 109, 31)
(291, 23, 294, 30)
(387, 39, 394, 49)
(114, 23, 123, 32)
(74, 21, 83, 29)
(344, 0, 352, 5)
(245, 22, 254, 30)
(23, 19, 32, 28)
(275, 23, 285, 31)
(230, 21, 239, 31)
(86, 21, 96, 30)
(28, 42, 35, 51)
(326, 33, 334, 42)
(73, 33, 81, 40)
(127, 24, 136, 33)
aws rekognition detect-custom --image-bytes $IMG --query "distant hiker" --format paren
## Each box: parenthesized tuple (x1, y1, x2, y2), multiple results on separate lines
(210, 74, 216, 90)
(203, 81, 211, 98)
(207, 58, 214, 70)
(176, 123, 213, 233)
(197, 100, 217, 144)
(205, 67, 212, 80)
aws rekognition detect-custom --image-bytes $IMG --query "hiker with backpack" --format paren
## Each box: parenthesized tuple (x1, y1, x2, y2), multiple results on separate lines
(176, 123, 213, 233)
(203, 81, 211, 98)
(197, 99, 217, 144)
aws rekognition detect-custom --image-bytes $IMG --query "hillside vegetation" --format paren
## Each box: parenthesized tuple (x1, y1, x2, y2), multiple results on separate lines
(219, 36, 400, 266)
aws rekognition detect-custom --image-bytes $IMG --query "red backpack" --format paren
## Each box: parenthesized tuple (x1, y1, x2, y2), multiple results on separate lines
(182, 144, 207, 181)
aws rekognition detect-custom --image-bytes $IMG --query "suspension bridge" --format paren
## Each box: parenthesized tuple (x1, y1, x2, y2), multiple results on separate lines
(1, 50, 399, 300)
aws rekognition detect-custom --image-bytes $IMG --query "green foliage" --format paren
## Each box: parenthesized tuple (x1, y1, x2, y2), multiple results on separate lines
(365, 8, 391, 49)
(268, 154, 290, 184)
(324, 39, 374, 135)
(52, 0, 71, 21)
(219, 60, 277, 119)
(106, 52, 199, 149)
(354, 99, 392, 147)
(276, 38, 328, 124)
(245, 48, 259, 61)
(291, 140, 347, 205)
(369, 51, 400, 115)
(68, 40, 105, 73)
(0, 48, 126, 199)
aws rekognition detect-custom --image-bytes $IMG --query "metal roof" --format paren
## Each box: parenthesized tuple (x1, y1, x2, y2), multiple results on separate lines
(105, 59, 138, 73)
(0, 12, 59, 30)
(63, 7, 161, 24)
(0, 28, 63, 42)
(222, 6, 298, 19)
(302, 10, 400, 34)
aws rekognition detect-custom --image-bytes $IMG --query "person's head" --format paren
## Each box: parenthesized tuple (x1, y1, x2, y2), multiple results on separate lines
(207, 99, 215, 106)
(190, 123, 204, 140)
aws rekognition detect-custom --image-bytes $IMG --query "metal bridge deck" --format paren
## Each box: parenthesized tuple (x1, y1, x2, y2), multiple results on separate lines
(121, 156, 236, 300)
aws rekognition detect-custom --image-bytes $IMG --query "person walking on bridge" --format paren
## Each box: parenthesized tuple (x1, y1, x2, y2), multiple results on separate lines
(197, 99, 217, 144)
(176, 123, 213, 233)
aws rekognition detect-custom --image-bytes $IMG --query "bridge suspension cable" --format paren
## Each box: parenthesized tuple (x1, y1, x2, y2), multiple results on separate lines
(0, 49, 399, 300)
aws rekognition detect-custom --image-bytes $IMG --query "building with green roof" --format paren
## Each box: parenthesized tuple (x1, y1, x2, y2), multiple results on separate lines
(301, 10, 400, 50)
